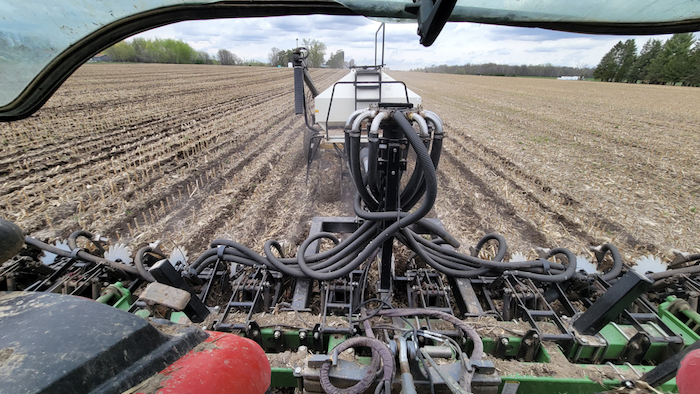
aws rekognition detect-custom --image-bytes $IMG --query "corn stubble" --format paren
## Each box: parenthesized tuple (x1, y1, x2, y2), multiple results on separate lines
(0, 64, 698, 265)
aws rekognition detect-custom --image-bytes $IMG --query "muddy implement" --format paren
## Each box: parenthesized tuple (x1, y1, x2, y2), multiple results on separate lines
(4, 92, 700, 393)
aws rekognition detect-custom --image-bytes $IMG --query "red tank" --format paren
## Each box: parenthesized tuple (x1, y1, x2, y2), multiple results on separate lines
(677, 348, 700, 394)
(138, 331, 271, 394)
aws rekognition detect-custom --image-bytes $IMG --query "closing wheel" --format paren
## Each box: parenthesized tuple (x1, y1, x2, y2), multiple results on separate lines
(308, 148, 340, 202)
(303, 129, 322, 164)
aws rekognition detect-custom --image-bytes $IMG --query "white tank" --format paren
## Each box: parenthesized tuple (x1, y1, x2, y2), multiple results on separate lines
(315, 69, 422, 133)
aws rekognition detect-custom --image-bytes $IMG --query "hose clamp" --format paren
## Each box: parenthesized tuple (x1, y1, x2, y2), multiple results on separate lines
(70, 247, 82, 261)
(541, 259, 551, 273)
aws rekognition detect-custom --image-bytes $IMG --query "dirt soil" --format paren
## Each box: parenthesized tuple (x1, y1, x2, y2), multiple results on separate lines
(1, 64, 698, 272)
(484, 342, 639, 383)
(393, 71, 700, 264)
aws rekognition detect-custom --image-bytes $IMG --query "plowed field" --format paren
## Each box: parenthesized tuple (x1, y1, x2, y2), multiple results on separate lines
(1, 64, 698, 263)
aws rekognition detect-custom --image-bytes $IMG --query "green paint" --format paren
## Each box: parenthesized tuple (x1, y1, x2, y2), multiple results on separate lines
(659, 296, 700, 346)
(95, 282, 132, 310)
(599, 325, 627, 359)
(271, 367, 297, 387)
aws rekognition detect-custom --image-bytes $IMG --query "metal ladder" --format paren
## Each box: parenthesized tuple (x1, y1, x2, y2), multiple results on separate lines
(354, 68, 382, 110)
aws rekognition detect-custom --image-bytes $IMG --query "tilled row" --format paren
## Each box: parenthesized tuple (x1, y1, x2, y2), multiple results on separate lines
(0, 65, 345, 251)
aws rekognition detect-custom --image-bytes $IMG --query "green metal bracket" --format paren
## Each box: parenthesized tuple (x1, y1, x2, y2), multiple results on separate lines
(497, 374, 678, 394)
(659, 296, 700, 346)
(95, 282, 132, 310)
(498, 343, 678, 393)
(271, 367, 297, 387)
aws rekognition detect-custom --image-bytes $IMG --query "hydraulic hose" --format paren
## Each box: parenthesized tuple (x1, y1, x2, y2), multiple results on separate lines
(319, 336, 394, 394)
(395, 112, 429, 206)
(598, 244, 623, 281)
(192, 221, 380, 279)
(648, 263, 700, 280)
(506, 248, 577, 282)
(281, 109, 439, 281)
(67, 230, 106, 254)
(401, 228, 577, 281)
(367, 111, 386, 198)
(24, 236, 134, 279)
(402, 113, 444, 211)
(398, 337, 417, 394)
(475, 233, 508, 262)
(374, 308, 483, 361)
(134, 246, 165, 283)
(348, 122, 379, 210)
(345, 109, 367, 128)
(305, 110, 437, 279)
(186, 107, 582, 285)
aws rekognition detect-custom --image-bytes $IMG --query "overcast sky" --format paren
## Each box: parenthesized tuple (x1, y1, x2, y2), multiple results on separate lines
(133, 15, 677, 70)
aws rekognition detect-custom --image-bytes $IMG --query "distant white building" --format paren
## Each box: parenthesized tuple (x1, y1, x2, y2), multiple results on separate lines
(558, 76, 583, 81)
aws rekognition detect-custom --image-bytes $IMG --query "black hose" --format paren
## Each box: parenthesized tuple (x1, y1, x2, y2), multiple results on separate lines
(401, 230, 491, 278)
(185, 108, 581, 285)
(25, 236, 133, 279)
(367, 130, 381, 198)
(319, 336, 394, 394)
(67, 230, 105, 254)
(645, 254, 700, 280)
(399, 143, 426, 208)
(401, 228, 578, 281)
(648, 263, 700, 280)
(134, 246, 165, 283)
(507, 248, 578, 282)
(293, 110, 439, 280)
(598, 244, 624, 281)
(374, 308, 483, 361)
(475, 233, 508, 262)
(402, 116, 443, 211)
(348, 128, 379, 210)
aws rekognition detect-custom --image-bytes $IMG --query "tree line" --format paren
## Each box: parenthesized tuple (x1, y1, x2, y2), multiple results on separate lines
(412, 63, 594, 78)
(593, 33, 700, 86)
(104, 38, 265, 66)
(267, 39, 349, 68)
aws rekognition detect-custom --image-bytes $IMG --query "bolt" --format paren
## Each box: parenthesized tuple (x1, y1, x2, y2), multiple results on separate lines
(314, 331, 320, 339)
(532, 334, 539, 340)
(294, 367, 302, 375)
(393, 148, 397, 153)
(252, 330, 259, 338)
(274, 330, 281, 340)
(299, 331, 307, 340)
(631, 343, 640, 350)
(391, 171, 396, 175)
(501, 338, 509, 346)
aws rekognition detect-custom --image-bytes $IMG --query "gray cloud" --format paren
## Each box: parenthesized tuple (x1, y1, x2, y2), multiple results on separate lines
(133, 16, 674, 69)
